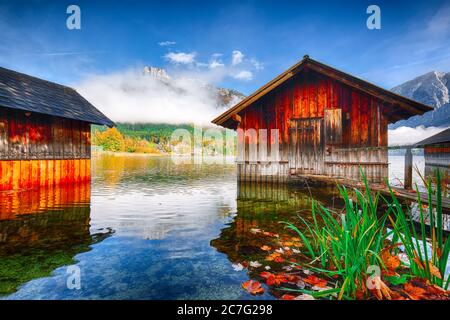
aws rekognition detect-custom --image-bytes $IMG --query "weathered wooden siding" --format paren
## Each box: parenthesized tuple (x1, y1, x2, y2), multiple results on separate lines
(424, 144, 450, 167)
(0, 107, 91, 160)
(236, 69, 389, 183)
(0, 107, 91, 190)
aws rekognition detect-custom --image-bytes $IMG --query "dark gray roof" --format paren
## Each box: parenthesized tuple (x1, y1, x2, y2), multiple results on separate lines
(0, 67, 114, 127)
(415, 128, 450, 147)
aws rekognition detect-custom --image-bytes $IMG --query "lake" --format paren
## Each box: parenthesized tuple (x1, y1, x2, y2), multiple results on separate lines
(0, 153, 434, 299)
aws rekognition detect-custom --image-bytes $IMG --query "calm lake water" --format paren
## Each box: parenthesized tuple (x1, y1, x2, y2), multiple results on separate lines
(0, 153, 435, 299)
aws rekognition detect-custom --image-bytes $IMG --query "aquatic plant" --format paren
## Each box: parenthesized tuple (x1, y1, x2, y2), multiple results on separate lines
(282, 169, 449, 300)
(387, 170, 450, 290)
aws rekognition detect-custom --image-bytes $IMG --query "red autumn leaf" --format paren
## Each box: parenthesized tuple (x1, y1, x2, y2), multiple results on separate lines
(286, 274, 299, 282)
(265, 273, 289, 286)
(403, 282, 427, 300)
(280, 294, 296, 300)
(380, 248, 401, 271)
(260, 271, 273, 279)
(274, 256, 285, 263)
(303, 275, 328, 288)
(263, 231, 279, 237)
(242, 280, 264, 295)
(265, 252, 281, 261)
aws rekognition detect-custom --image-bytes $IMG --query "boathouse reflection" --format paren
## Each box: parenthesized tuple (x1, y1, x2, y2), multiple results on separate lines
(0, 183, 114, 295)
(211, 182, 340, 263)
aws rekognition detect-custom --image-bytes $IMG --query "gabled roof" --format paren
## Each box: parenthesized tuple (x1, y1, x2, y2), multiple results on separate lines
(0, 67, 114, 127)
(415, 128, 450, 147)
(212, 55, 433, 128)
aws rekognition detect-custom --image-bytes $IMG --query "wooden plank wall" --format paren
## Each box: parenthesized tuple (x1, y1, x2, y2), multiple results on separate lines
(0, 107, 91, 190)
(424, 144, 450, 167)
(236, 69, 389, 183)
(0, 107, 91, 160)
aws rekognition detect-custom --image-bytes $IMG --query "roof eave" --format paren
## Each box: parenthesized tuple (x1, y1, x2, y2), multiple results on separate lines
(212, 56, 434, 128)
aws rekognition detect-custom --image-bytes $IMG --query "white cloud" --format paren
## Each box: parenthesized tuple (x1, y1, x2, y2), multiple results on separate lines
(158, 41, 176, 47)
(233, 70, 253, 81)
(388, 126, 448, 146)
(209, 59, 225, 69)
(75, 68, 231, 125)
(250, 58, 264, 70)
(231, 50, 244, 66)
(164, 52, 196, 65)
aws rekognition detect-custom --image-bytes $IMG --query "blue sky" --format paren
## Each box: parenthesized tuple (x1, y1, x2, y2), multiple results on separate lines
(0, 0, 449, 94)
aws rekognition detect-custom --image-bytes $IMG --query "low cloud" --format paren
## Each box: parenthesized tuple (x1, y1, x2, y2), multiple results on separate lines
(209, 59, 225, 69)
(164, 51, 197, 65)
(388, 126, 448, 146)
(76, 68, 231, 125)
(233, 70, 253, 81)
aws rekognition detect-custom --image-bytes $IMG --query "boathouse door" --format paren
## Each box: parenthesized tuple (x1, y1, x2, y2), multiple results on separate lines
(288, 118, 324, 175)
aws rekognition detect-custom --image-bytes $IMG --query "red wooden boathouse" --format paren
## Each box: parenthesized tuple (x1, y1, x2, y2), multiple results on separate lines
(0, 67, 114, 190)
(212, 56, 433, 183)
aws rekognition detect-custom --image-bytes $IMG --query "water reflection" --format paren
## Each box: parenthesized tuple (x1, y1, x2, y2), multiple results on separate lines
(211, 182, 342, 298)
(0, 154, 447, 299)
(0, 183, 114, 295)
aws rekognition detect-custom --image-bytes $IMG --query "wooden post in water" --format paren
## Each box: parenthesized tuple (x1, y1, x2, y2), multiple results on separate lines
(404, 147, 413, 190)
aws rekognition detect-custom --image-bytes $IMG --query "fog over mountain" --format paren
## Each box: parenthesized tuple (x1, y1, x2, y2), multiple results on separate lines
(76, 66, 244, 125)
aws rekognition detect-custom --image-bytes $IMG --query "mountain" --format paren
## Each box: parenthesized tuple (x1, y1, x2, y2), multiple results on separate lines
(389, 71, 450, 129)
(143, 66, 170, 80)
(142, 65, 245, 108)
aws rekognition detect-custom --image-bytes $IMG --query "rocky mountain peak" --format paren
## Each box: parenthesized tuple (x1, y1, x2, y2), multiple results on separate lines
(391, 70, 449, 108)
(389, 70, 450, 129)
(143, 66, 171, 80)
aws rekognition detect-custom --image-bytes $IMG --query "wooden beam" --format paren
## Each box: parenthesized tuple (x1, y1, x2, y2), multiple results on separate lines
(404, 147, 413, 190)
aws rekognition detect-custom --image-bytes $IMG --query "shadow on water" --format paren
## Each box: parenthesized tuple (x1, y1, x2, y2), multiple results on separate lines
(0, 183, 114, 296)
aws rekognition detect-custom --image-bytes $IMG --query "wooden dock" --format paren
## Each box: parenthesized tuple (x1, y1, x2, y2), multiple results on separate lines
(288, 173, 450, 211)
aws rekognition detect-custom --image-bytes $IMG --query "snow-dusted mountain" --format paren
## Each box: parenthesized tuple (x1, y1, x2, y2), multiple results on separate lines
(142, 66, 245, 108)
(390, 71, 450, 129)
(143, 66, 170, 80)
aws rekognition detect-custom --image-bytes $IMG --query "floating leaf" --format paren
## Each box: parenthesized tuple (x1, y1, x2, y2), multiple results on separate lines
(265, 252, 282, 261)
(260, 245, 271, 251)
(260, 271, 272, 279)
(280, 294, 296, 300)
(249, 261, 262, 268)
(304, 275, 328, 288)
(403, 282, 427, 300)
(380, 248, 401, 271)
(242, 280, 264, 295)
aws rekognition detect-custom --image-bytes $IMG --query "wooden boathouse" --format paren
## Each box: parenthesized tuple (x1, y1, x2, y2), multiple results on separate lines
(415, 128, 450, 168)
(415, 127, 450, 179)
(0, 67, 114, 190)
(212, 56, 433, 184)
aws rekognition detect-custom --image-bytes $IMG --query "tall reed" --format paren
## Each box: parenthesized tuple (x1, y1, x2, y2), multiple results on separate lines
(283, 169, 449, 299)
